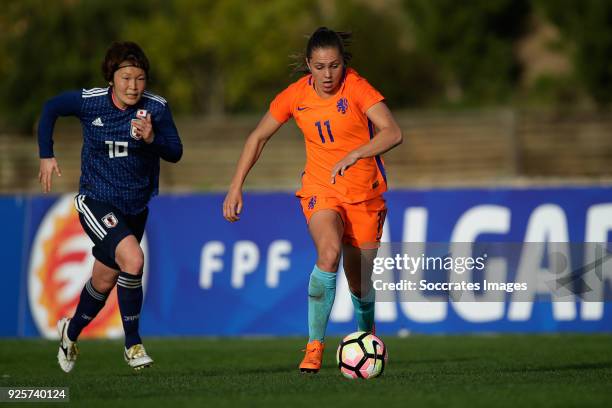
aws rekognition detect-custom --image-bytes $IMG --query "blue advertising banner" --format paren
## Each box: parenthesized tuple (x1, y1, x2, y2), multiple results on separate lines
(0, 197, 27, 336)
(3, 186, 612, 338)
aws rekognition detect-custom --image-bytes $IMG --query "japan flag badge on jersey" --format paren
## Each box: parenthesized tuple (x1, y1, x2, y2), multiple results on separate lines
(102, 212, 119, 228)
(131, 109, 148, 140)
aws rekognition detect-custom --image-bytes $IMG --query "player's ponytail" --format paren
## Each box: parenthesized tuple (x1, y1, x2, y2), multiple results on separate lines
(292, 27, 352, 75)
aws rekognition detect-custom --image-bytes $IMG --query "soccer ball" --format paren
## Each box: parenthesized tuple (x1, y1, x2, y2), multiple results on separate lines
(336, 331, 387, 379)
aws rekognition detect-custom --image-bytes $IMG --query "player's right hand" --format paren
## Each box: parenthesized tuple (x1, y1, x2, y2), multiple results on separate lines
(38, 158, 62, 193)
(223, 188, 243, 222)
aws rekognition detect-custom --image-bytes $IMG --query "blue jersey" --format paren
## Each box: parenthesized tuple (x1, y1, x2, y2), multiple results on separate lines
(38, 87, 183, 214)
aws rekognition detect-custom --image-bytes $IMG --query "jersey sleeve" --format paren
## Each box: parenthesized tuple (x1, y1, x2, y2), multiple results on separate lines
(269, 85, 296, 124)
(352, 77, 384, 114)
(38, 91, 82, 158)
(147, 104, 183, 163)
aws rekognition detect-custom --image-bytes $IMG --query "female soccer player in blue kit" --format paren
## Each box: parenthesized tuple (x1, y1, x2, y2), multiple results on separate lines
(38, 41, 182, 372)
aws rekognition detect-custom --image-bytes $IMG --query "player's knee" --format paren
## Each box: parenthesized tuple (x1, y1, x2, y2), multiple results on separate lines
(116, 248, 144, 274)
(317, 246, 341, 272)
(92, 275, 116, 294)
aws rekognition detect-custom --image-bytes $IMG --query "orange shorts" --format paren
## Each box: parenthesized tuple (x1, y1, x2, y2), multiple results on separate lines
(299, 195, 387, 248)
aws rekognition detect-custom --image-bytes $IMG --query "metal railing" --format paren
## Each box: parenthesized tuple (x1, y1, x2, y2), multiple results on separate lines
(2, 109, 611, 193)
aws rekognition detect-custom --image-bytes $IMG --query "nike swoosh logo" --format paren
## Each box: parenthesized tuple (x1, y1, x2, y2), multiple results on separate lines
(60, 345, 68, 357)
(297, 106, 308, 111)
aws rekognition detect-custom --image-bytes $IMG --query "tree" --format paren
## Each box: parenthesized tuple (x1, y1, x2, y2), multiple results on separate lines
(537, 0, 612, 107)
(0, 0, 162, 130)
(403, 0, 531, 105)
(331, 0, 444, 107)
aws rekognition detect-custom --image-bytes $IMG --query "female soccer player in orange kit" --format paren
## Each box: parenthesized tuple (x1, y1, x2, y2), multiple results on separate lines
(223, 27, 402, 373)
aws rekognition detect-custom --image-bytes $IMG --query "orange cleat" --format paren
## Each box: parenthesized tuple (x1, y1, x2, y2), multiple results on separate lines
(299, 340, 324, 373)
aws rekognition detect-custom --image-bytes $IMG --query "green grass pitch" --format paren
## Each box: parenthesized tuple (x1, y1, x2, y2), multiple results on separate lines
(1, 335, 611, 407)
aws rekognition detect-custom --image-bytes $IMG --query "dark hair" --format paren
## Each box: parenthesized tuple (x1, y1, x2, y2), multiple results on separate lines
(292, 27, 352, 74)
(102, 41, 150, 82)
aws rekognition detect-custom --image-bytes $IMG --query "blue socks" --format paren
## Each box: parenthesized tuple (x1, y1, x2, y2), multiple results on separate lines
(306, 266, 376, 340)
(117, 272, 143, 349)
(67, 279, 109, 341)
(350, 286, 375, 332)
(308, 266, 337, 342)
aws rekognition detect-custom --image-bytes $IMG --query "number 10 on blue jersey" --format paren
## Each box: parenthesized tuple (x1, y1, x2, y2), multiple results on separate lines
(105, 141, 128, 158)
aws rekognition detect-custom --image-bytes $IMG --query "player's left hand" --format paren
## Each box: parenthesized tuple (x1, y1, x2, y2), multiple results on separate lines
(223, 187, 243, 222)
(38, 157, 62, 193)
(133, 113, 154, 144)
(330, 151, 360, 184)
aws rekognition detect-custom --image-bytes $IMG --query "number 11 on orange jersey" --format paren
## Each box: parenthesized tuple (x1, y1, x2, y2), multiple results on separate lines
(314, 120, 334, 143)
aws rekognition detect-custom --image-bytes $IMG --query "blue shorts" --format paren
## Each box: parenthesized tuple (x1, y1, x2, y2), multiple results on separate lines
(73, 194, 148, 270)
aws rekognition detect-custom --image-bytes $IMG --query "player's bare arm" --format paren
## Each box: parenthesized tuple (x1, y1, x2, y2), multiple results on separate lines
(223, 112, 283, 222)
(38, 157, 62, 193)
(330, 102, 402, 184)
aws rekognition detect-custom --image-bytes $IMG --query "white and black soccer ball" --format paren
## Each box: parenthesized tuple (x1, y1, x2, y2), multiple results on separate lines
(336, 331, 387, 379)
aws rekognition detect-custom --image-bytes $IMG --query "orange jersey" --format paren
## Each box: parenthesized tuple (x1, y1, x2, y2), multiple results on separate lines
(269, 68, 387, 203)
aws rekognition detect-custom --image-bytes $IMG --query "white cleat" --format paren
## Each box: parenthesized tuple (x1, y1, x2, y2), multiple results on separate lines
(57, 318, 78, 373)
(124, 344, 153, 371)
